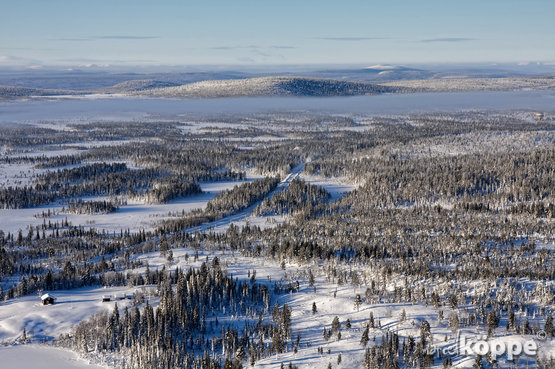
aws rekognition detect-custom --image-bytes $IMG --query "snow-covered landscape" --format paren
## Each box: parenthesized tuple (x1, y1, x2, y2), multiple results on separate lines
(2, 1, 555, 368)
(1, 104, 553, 369)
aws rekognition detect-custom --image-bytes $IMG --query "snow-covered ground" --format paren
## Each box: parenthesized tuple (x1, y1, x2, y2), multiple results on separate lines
(0, 286, 136, 343)
(1, 98, 553, 369)
(207, 213, 288, 233)
(0, 344, 107, 369)
(299, 174, 356, 200)
(0, 159, 357, 235)
(132, 248, 555, 369)
(0, 162, 44, 188)
(1, 243, 553, 368)
(0, 180, 253, 234)
(185, 162, 305, 233)
(178, 163, 358, 234)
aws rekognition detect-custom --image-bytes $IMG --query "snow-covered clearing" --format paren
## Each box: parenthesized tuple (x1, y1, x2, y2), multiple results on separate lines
(299, 174, 356, 200)
(0, 286, 136, 343)
(208, 214, 288, 233)
(0, 180, 253, 234)
(0, 162, 356, 237)
(0, 162, 44, 188)
(4, 147, 81, 158)
(0, 344, 107, 369)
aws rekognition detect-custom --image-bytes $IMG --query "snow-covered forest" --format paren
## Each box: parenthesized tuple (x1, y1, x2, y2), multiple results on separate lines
(0, 108, 554, 369)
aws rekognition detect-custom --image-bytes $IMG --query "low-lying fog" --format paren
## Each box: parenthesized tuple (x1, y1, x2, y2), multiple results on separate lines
(1, 90, 553, 125)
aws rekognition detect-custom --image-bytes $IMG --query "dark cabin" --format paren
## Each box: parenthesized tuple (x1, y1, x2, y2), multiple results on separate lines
(41, 293, 56, 305)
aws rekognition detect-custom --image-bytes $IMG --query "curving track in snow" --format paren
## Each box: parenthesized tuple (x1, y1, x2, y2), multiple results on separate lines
(185, 162, 305, 233)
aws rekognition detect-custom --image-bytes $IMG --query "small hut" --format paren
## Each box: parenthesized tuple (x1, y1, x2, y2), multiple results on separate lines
(41, 293, 56, 305)
(102, 295, 112, 302)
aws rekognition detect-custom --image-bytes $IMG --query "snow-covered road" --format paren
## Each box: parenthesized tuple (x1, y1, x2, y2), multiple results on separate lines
(184, 162, 305, 233)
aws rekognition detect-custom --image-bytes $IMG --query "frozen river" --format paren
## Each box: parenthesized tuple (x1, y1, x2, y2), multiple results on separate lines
(1, 90, 554, 124)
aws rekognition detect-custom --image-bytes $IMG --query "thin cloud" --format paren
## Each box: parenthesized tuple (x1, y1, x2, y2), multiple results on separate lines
(209, 45, 296, 50)
(236, 56, 256, 63)
(319, 37, 389, 41)
(0, 55, 44, 66)
(55, 36, 159, 41)
(209, 46, 239, 50)
(208, 45, 290, 62)
(95, 35, 159, 40)
(421, 37, 475, 43)
(3, 46, 56, 51)
(55, 37, 92, 42)
(270, 45, 296, 49)
(57, 58, 159, 63)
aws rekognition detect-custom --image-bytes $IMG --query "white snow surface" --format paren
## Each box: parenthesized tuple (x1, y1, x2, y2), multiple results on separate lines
(0, 286, 135, 343)
(0, 344, 107, 369)
(299, 174, 356, 200)
(0, 180, 252, 234)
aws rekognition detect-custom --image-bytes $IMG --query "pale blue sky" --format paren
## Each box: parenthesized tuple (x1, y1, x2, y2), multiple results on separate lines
(1, 0, 554, 67)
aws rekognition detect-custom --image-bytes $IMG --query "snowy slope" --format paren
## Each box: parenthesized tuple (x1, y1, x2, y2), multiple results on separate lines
(0, 286, 136, 342)
(0, 345, 106, 369)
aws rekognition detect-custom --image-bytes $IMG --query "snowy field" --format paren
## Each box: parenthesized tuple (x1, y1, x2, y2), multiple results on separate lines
(0, 137, 357, 236)
(0, 286, 135, 342)
(299, 174, 356, 200)
(0, 180, 254, 234)
(0, 345, 106, 369)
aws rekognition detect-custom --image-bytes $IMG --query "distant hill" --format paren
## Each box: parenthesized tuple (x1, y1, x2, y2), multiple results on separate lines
(304, 65, 434, 82)
(381, 75, 555, 92)
(2, 73, 554, 100)
(0, 85, 82, 99)
(0, 70, 251, 90)
(104, 79, 181, 93)
(137, 76, 398, 98)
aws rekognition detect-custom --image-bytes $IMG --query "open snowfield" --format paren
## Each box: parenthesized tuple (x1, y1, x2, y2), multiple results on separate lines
(0, 162, 45, 188)
(0, 180, 253, 234)
(299, 174, 356, 200)
(0, 151, 357, 236)
(0, 344, 107, 369)
(0, 286, 136, 343)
